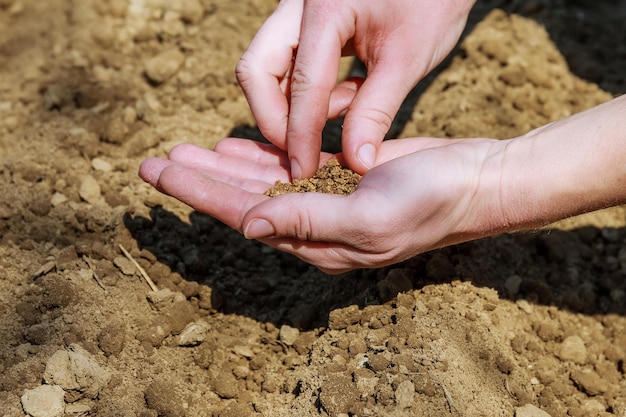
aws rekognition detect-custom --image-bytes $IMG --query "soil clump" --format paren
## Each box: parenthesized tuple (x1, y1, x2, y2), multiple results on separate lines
(265, 158, 362, 197)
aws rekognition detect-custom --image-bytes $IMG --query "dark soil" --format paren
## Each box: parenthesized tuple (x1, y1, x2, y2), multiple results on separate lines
(1, 1, 625, 416)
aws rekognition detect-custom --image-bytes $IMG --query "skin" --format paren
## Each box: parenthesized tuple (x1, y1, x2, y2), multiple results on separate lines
(235, 0, 477, 178)
(139, 95, 626, 274)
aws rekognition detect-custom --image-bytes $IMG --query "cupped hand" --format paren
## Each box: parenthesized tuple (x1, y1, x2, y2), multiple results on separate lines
(235, 0, 475, 178)
(139, 136, 504, 274)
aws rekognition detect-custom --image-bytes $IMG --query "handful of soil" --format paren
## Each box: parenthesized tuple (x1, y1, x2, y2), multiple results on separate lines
(265, 158, 362, 197)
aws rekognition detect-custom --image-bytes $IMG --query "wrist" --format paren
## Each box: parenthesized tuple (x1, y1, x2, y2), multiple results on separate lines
(494, 95, 626, 232)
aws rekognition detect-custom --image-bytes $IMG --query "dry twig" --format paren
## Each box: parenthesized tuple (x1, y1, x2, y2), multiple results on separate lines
(82, 255, 107, 291)
(118, 244, 158, 292)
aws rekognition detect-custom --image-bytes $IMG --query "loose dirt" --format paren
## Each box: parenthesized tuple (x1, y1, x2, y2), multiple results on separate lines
(265, 159, 361, 197)
(0, 1, 625, 416)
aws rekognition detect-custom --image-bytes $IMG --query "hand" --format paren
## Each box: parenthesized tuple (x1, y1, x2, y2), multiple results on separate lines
(139, 136, 503, 274)
(235, 0, 476, 178)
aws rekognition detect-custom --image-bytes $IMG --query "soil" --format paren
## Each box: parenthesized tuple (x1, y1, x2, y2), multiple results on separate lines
(1, 1, 625, 417)
(265, 159, 361, 197)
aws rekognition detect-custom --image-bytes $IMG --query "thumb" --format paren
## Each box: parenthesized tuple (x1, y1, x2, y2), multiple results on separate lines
(341, 65, 415, 174)
(242, 192, 356, 243)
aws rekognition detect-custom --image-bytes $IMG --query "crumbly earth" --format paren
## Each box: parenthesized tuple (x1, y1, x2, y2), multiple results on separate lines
(265, 159, 361, 197)
(1, 1, 625, 417)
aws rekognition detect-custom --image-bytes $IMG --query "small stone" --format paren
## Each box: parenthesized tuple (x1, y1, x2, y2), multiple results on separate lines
(177, 320, 209, 346)
(78, 175, 101, 204)
(144, 48, 186, 84)
(279, 325, 300, 346)
(43, 344, 111, 400)
(50, 192, 68, 207)
(21, 385, 65, 417)
(233, 345, 254, 359)
(515, 404, 552, 417)
(557, 336, 587, 364)
(395, 380, 415, 409)
(91, 157, 112, 172)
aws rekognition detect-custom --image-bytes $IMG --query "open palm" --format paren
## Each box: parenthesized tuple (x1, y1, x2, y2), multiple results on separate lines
(139, 136, 503, 273)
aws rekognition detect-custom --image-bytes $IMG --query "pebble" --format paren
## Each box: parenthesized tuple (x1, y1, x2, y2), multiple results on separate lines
(50, 192, 68, 207)
(177, 320, 209, 346)
(557, 335, 587, 364)
(395, 380, 415, 409)
(21, 385, 65, 417)
(279, 325, 300, 346)
(144, 48, 186, 84)
(43, 344, 111, 400)
(91, 157, 112, 172)
(78, 175, 101, 204)
(233, 345, 254, 359)
(515, 404, 552, 417)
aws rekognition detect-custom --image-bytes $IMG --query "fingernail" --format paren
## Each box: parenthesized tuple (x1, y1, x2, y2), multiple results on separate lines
(357, 143, 376, 169)
(244, 219, 275, 239)
(290, 158, 302, 180)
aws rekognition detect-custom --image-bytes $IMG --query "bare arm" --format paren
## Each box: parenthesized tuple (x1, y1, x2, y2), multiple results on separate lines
(486, 95, 626, 234)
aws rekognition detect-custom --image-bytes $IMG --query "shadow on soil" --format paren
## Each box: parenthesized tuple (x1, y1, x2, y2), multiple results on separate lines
(125, 207, 626, 331)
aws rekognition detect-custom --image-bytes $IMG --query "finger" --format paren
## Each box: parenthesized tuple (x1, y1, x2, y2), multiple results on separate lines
(242, 190, 378, 245)
(341, 62, 417, 174)
(286, 3, 354, 178)
(167, 143, 291, 186)
(139, 157, 173, 188)
(257, 236, 366, 274)
(156, 164, 268, 232)
(242, 190, 398, 272)
(327, 77, 363, 119)
(235, 0, 304, 148)
(214, 138, 290, 167)
(215, 138, 340, 175)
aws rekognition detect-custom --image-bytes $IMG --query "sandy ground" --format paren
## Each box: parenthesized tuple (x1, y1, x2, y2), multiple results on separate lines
(1, 0, 625, 416)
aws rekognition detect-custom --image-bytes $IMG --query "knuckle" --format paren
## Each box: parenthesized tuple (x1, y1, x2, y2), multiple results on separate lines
(288, 65, 317, 96)
(167, 143, 193, 159)
(292, 209, 314, 241)
(350, 106, 394, 135)
(235, 53, 254, 87)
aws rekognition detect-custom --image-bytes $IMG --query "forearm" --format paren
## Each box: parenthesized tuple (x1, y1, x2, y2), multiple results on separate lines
(498, 95, 626, 231)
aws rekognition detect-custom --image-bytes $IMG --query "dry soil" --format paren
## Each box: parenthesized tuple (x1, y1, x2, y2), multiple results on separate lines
(1, 1, 626, 416)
